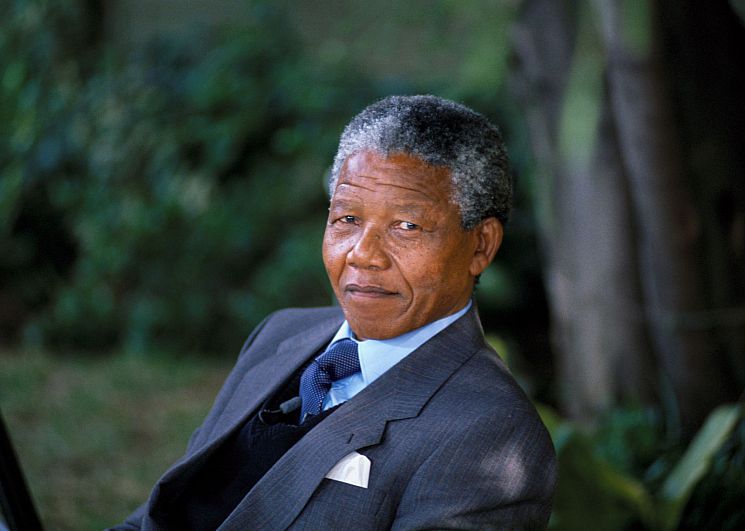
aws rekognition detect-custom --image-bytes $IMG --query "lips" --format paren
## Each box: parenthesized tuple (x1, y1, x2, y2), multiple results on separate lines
(344, 283, 398, 297)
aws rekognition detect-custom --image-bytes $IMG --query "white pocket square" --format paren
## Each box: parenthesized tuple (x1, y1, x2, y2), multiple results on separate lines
(324, 451, 371, 488)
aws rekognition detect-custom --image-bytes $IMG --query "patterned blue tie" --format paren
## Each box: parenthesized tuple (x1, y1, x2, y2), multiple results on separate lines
(299, 338, 360, 420)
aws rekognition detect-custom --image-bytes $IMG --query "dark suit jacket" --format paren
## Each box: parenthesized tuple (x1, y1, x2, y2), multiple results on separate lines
(112, 305, 556, 530)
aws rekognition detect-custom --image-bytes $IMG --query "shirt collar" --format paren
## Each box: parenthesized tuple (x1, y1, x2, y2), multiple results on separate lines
(326, 300, 472, 386)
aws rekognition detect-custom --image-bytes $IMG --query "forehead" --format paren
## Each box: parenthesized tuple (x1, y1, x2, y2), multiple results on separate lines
(334, 150, 452, 204)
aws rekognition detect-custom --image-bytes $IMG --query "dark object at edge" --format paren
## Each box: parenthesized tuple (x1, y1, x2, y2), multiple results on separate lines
(0, 409, 43, 531)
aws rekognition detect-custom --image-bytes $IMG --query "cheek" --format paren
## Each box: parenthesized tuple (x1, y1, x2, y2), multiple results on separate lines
(399, 252, 447, 291)
(322, 232, 347, 279)
(403, 243, 472, 297)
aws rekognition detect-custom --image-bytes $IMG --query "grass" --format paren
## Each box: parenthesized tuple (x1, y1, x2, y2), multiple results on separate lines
(0, 350, 232, 531)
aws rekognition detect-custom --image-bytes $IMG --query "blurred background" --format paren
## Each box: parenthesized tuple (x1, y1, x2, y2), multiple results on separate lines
(1, 0, 744, 529)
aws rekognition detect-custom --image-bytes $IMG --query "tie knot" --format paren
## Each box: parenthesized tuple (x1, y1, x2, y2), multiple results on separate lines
(299, 338, 360, 420)
(316, 339, 360, 381)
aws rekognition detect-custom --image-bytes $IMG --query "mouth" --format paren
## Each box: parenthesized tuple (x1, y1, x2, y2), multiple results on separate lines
(344, 284, 398, 298)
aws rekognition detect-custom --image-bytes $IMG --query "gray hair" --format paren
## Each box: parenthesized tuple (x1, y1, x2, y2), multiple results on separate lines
(329, 95, 512, 228)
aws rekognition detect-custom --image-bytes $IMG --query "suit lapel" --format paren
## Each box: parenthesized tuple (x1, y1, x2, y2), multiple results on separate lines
(147, 311, 342, 520)
(220, 305, 487, 530)
(208, 317, 340, 444)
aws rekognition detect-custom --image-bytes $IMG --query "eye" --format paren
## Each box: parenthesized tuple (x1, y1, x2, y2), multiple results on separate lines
(337, 215, 359, 224)
(396, 221, 420, 231)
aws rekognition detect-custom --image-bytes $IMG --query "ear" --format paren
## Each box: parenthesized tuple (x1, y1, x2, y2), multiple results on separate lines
(469, 217, 503, 277)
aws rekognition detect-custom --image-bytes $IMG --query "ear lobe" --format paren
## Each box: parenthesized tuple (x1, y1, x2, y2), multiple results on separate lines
(469, 218, 503, 277)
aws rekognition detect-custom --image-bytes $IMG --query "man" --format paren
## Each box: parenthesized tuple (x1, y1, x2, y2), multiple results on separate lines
(112, 95, 556, 530)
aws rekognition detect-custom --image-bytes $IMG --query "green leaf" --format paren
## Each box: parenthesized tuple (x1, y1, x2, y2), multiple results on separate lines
(658, 404, 742, 530)
(551, 431, 655, 530)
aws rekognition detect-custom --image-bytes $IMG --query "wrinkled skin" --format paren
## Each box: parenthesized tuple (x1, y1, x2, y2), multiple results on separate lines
(323, 150, 503, 340)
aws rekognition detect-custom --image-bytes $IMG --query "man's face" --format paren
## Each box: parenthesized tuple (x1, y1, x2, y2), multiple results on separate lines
(323, 150, 500, 340)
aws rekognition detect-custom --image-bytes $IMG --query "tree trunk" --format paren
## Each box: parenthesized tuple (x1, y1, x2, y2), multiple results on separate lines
(513, 0, 743, 432)
(511, 0, 656, 423)
(595, 0, 738, 434)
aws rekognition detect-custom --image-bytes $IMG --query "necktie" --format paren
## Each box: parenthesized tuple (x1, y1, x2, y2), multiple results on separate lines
(299, 338, 360, 420)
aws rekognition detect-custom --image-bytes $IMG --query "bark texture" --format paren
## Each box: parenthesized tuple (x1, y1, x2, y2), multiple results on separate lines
(512, 0, 744, 432)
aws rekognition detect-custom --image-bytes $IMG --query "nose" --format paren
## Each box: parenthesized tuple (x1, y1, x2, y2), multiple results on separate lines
(346, 226, 390, 270)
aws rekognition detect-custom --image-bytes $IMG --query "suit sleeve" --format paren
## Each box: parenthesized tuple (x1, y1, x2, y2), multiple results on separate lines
(106, 313, 275, 530)
(391, 406, 556, 530)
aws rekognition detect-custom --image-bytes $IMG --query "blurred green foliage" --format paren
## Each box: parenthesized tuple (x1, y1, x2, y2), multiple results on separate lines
(541, 404, 745, 530)
(1, 1, 386, 353)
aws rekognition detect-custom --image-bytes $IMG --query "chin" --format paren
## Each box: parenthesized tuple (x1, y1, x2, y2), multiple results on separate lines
(345, 317, 401, 341)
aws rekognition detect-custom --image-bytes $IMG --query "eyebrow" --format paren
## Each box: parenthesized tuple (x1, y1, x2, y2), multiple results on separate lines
(328, 199, 359, 211)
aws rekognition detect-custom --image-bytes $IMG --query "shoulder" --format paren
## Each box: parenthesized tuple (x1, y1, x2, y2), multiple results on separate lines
(232, 305, 342, 363)
(254, 306, 343, 338)
(412, 337, 556, 488)
(454, 346, 537, 413)
(393, 344, 556, 528)
(430, 343, 549, 438)
(412, 307, 548, 438)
